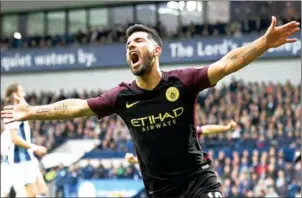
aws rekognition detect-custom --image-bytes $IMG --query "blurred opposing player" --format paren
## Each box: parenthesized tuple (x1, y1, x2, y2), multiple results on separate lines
(1, 119, 14, 198)
(125, 120, 237, 164)
(2, 17, 300, 197)
(3, 83, 48, 198)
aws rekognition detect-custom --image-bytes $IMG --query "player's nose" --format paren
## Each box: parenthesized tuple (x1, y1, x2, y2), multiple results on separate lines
(128, 44, 136, 52)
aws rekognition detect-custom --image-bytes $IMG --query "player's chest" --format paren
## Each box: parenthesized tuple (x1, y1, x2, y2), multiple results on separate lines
(116, 84, 194, 129)
(118, 83, 192, 114)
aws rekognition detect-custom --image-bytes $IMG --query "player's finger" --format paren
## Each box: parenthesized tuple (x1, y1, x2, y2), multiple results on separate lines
(1, 113, 13, 119)
(1, 114, 13, 119)
(286, 38, 297, 43)
(1, 109, 12, 114)
(270, 16, 277, 28)
(295, 22, 300, 27)
(3, 105, 13, 110)
(289, 27, 300, 35)
(279, 21, 299, 30)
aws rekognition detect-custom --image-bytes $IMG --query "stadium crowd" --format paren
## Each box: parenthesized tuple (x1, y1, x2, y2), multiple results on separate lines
(197, 79, 301, 197)
(2, 78, 300, 197)
(44, 161, 142, 197)
(1, 1, 300, 50)
(45, 161, 141, 183)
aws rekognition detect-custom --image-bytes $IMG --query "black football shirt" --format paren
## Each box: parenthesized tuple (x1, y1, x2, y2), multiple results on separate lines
(87, 66, 213, 193)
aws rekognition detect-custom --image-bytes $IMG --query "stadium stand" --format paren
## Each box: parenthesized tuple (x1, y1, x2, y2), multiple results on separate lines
(1, 1, 301, 198)
(1, 79, 300, 197)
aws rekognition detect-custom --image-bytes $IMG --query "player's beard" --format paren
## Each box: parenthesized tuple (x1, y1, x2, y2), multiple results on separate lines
(131, 52, 154, 77)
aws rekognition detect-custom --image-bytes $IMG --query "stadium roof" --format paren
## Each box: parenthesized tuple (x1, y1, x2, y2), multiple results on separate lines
(1, 0, 144, 13)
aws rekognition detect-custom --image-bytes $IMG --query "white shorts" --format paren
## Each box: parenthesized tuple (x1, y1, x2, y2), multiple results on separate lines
(11, 161, 39, 186)
(1, 162, 13, 197)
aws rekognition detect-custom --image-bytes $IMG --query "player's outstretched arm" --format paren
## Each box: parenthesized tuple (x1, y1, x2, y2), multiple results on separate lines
(1, 98, 95, 124)
(207, 16, 300, 85)
(197, 120, 237, 135)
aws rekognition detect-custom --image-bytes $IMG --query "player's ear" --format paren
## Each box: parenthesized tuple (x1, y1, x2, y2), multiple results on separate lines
(153, 46, 162, 57)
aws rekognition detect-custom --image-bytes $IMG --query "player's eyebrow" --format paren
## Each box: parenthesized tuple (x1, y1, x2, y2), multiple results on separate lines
(126, 37, 145, 49)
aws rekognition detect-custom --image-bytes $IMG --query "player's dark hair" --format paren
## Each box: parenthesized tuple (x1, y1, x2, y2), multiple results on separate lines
(126, 24, 163, 48)
(5, 83, 19, 105)
(8, 186, 16, 198)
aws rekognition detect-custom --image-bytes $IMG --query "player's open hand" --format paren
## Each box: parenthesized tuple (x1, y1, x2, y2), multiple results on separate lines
(227, 120, 237, 130)
(264, 16, 300, 48)
(1, 97, 30, 124)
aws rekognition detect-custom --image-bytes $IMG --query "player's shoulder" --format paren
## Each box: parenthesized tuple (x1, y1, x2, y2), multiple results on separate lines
(118, 80, 146, 93)
(163, 66, 211, 89)
(98, 81, 137, 101)
(106, 81, 135, 94)
(164, 67, 204, 78)
(167, 66, 209, 74)
(1, 129, 10, 137)
(163, 67, 206, 81)
(99, 82, 127, 95)
(164, 68, 186, 77)
(4, 121, 22, 130)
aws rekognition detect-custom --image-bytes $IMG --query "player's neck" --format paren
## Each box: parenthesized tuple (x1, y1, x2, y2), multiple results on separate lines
(136, 65, 162, 91)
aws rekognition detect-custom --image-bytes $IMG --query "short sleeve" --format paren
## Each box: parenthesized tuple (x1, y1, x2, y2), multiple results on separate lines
(87, 86, 120, 119)
(176, 66, 214, 93)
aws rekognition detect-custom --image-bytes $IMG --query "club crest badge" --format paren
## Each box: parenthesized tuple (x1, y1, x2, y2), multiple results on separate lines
(166, 87, 179, 102)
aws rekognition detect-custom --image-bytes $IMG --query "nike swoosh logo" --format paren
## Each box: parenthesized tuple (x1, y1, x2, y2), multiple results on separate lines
(126, 101, 140, 108)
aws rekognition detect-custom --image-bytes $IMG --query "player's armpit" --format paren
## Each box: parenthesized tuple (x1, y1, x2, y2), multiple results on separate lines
(86, 87, 120, 119)
(207, 62, 227, 86)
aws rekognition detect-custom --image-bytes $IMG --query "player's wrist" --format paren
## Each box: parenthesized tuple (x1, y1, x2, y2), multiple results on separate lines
(28, 106, 37, 119)
(30, 143, 38, 151)
(226, 124, 231, 130)
(259, 35, 270, 50)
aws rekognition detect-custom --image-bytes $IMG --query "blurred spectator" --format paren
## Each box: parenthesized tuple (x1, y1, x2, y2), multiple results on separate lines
(276, 170, 287, 196)
(81, 160, 95, 179)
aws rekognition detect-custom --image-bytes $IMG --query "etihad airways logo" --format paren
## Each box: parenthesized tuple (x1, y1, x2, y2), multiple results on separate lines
(130, 107, 184, 132)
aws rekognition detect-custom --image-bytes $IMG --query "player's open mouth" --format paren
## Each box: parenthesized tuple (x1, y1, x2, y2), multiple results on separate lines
(130, 51, 141, 67)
